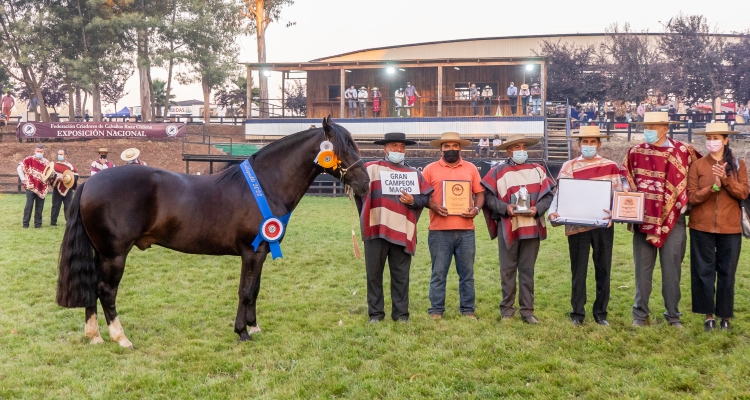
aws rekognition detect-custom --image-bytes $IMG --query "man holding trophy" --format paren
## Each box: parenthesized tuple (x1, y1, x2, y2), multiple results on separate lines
(481, 134, 555, 324)
(547, 126, 622, 326)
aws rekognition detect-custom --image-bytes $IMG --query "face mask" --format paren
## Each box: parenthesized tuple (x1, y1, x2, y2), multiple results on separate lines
(407, 85, 411, 88)
(442, 149, 460, 163)
(581, 145, 597, 159)
(57, 155, 64, 161)
(100, 154, 107, 159)
(512, 150, 528, 164)
(387, 151, 405, 164)
(643, 129, 660, 144)
(34, 152, 43, 159)
(706, 139, 723, 153)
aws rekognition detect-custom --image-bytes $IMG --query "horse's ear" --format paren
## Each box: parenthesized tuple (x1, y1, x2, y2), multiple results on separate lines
(322, 115, 333, 141)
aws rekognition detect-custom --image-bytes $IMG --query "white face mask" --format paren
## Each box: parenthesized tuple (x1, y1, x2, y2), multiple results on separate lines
(387, 151, 405, 164)
(512, 150, 528, 164)
(34, 152, 43, 159)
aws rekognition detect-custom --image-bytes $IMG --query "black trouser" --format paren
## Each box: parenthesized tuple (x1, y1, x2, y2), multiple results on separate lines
(689, 229, 742, 319)
(365, 238, 411, 321)
(509, 96, 517, 115)
(50, 189, 73, 226)
(23, 190, 45, 228)
(568, 226, 614, 321)
(483, 98, 491, 115)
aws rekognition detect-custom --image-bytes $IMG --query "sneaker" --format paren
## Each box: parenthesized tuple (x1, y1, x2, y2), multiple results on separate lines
(632, 319, 646, 327)
(396, 317, 409, 323)
(522, 315, 539, 325)
(670, 321, 683, 329)
(462, 313, 477, 320)
(595, 318, 609, 326)
(720, 319, 731, 331)
(571, 319, 583, 327)
(704, 319, 716, 332)
(369, 318, 383, 324)
(429, 313, 443, 320)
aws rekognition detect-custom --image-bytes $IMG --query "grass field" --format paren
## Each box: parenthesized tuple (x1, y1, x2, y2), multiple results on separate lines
(1, 194, 750, 398)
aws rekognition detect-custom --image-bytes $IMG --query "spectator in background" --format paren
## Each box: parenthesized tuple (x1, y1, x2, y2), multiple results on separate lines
(530, 83, 542, 115)
(84, 109, 90, 122)
(469, 83, 479, 116)
(507, 82, 518, 115)
(50, 149, 79, 227)
(371, 87, 382, 118)
(637, 102, 646, 123)
(344, 85, 357, 118)
(121, 148, 147, 165)
(598, 107, 606, 129)
(492, 134, 502, 158)
(2, 91, 15, 119)
(357, 86, 369, 118)
(481, 85, 494, 116)
(17, 144, 54, 228)
(90, 148, 114, 175)
(476, 136, 490, 158)
(519, 84, 530, 115)
(668, 104, 676, 121)
(394, 87, 405, 117)
(579, 108, 588, 127)
(404, 82, 420, 117)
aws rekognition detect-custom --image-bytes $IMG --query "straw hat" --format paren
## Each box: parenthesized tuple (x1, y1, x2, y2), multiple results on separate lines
(571, 125, 611, 138)
(374, 132, 416, 145)
(121, 148, 140, 162)
(97, 147, 108, 153)
(42, 162, 55, 181)
(429, 132, 472, 148)
(372, 87, 379, 91)
(532, 83, 540, 87)
(693, 122, 739, 135)
(631, 111, 680, 125)
(496, 134, 539, 150)
(521, 84, 529, 90)
(359, 86, 366, 90)
(60, 169, 75, 189)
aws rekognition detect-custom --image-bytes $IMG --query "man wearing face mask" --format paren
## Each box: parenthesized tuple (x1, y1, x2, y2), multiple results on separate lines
(17, 144, 55, 228)
(422, 132, 484, 319)
(90, 148, 114, 175)
(358, 132, 433, 323)
(622, 111, 701, 328)
(50, 149, 79, 227)
(481, 134, 555, 324)
(547, 126, 621, 326)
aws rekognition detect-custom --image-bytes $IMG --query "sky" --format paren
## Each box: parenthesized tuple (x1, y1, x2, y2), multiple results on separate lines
(113, 0, 747, 113)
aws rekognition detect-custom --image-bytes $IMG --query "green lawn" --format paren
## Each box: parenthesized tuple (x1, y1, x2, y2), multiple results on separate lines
(1, 194, 749, 398)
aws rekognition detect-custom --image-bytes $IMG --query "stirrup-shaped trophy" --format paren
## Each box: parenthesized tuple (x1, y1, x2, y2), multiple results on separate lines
(514, 185, 533, 214)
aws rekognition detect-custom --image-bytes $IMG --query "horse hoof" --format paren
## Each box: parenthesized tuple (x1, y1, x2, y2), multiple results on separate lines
(238, 332, 252, 342)
(118, 339, 134, 350)
(90, 336, 105, 345)
(249, 325, 261, 334)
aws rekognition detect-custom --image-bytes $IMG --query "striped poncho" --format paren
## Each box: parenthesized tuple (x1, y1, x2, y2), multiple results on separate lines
(481, 160, 555, 249)
(360, 159, 433, 255)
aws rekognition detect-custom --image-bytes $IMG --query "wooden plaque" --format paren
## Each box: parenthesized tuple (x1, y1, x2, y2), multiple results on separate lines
(443, 180, 472, 215)
(612, 191, 645, 223)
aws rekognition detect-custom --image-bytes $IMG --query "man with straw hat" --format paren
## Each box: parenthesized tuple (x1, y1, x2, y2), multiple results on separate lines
(622, 111, 701, 328)
(121, 148, 147, 165)
(17, 144, 55, 228)
(547, 126, 621, 326)
(50, 149, 79, 226)
(357, 86, 369, 118)
(481, 134, 555, 324)
(358, 132, 433, 323)
(422, 132, 484, 320)
(90, 147, 114, 175)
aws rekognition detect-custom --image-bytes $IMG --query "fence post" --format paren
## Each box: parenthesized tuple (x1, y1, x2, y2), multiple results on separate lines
(627, 123, 632, 142)
(687, 120, 693, 143)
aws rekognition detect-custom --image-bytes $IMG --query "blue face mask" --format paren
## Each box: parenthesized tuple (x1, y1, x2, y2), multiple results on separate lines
(581, 145, 597, 159)
(57, 155, 64, 161)
(387, 151, 405, 164)
(34, 152, 43, 159)
(643, 129, 660, 144)
(512, 150, 528, 164)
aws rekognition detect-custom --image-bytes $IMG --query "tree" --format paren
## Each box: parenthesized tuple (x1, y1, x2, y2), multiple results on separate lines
(535, 40, 605, 104)
(214, 75, 258, 116)
(725, 32, 750, 105)
(242, 0, 295, 118)
(16, 76, 68, 113)
(100, 65, 133, 111)
(178, 0, 242, 125)
(153, 78, 176, 117)
(282, 79, 306, 116)
(600, 23, 663, 104)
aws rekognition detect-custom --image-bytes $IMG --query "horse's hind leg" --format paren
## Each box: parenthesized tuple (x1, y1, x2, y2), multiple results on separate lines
(85, 306, 104, 344)
(98, 254, 134, 350)
(235, 250, 268, 341)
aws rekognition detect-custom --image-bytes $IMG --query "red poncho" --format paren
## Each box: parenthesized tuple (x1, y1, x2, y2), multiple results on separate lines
(20, 156, 53, 198)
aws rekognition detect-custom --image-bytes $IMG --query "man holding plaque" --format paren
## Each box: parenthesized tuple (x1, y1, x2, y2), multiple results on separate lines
(359, 132, 433, 323)
(481, 134, 554, 324)
(621, 111, 701, 328)
(547, 126, 621, 326)
(422, 132, 484, 320)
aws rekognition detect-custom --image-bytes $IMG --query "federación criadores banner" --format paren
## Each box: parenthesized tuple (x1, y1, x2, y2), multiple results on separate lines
(16, 122, 186, 140)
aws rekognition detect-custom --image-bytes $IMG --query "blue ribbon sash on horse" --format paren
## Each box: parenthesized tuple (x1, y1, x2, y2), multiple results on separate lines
(240, 160, 291, 259)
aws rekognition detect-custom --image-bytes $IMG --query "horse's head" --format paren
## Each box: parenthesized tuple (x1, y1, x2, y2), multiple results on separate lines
(322, 116, 369, 196)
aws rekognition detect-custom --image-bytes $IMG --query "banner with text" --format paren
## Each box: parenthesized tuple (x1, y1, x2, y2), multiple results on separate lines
(16, 122, 186, 140)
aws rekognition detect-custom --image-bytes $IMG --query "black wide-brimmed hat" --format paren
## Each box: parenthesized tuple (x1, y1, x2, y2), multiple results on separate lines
(373, 132, 417, 145)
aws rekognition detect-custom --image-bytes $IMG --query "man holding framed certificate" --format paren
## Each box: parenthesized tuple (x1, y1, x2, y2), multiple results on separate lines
(547, 126, 621, 326)
(621, 111, 701, 329)
(481, 134, 555, 324)
(422, 132, 484, 320)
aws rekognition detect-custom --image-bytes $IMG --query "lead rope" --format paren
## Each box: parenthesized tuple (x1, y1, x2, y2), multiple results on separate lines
(346, 185, 361, 259)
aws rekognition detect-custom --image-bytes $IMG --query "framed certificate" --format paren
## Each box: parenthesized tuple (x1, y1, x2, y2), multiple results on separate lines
(612, 191, 645, 223)
(443, 180, 472, 215)
(552, 178, 612, 227)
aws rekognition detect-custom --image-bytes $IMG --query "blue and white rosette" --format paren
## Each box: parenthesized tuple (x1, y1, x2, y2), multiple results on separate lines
(240, 160, 291, 259)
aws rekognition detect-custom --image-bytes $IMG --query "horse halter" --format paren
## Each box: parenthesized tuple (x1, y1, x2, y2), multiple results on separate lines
(314, 140, 363, 183)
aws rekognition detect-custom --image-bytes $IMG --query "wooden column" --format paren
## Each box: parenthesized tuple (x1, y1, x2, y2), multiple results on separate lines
(281, 71, 286, 117)
(340, 68, 346, 118)
(541, 62, 547, 115)
(437, 66, 443, 117)
(246, 66, 252, 118)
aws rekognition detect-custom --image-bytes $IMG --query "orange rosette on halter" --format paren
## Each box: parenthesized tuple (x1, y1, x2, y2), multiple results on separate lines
(317, 150, 339, 169)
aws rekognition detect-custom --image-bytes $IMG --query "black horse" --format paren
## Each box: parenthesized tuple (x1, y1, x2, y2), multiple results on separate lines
(56, 117, 369, 348)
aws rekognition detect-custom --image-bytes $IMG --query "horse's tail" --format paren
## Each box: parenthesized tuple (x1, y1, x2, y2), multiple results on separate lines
(56, 182, 98, 308)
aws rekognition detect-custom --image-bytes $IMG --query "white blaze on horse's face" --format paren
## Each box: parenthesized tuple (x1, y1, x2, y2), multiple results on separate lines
(108, 317, 134, 350)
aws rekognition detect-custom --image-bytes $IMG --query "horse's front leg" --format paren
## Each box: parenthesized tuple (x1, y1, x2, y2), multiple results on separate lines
(235, 249, 268, 341)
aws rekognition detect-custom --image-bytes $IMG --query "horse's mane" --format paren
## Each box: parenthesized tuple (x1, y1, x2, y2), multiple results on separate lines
(216, 124, 358, 187)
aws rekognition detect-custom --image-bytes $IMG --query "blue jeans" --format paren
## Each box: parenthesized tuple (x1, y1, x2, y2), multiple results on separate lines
(428, 230, 476, 315)
(532, 98, 541, 115)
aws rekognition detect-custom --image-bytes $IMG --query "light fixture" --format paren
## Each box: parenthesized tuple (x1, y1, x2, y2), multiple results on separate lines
(344, 69, 351, 72)
(454, 67, 460, 70)
(386, 67, 395, 74)
(398, 68, 406, 72)
(262, 70, 271, 77)
(525, 64, 534, 71)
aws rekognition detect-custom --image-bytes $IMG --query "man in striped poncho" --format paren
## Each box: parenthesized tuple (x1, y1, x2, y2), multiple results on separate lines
(482, 134, 555, 324)
(547, 126, 622, 327)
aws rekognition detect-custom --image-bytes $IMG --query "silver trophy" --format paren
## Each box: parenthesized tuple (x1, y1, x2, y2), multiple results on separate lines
(514, 185, 533, 214)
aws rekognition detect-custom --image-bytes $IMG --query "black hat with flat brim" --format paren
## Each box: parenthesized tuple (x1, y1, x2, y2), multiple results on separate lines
(374, 132, 417, 145)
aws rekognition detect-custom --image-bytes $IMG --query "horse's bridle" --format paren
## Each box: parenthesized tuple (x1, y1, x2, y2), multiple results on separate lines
(327, 158, 362, 183)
